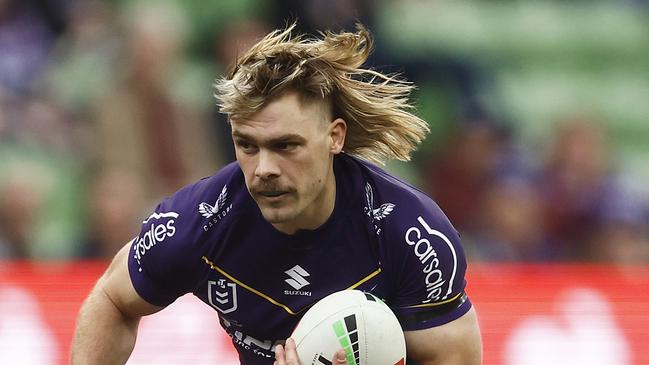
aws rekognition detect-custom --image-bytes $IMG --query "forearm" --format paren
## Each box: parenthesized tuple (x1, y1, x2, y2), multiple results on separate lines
(71, 286, 141, 365)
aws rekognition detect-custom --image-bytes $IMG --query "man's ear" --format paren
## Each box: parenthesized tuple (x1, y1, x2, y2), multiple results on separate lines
(328, 118, 347, 154)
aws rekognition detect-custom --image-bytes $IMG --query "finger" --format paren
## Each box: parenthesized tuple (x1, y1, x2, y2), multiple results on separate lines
(284, 338, 300, 364)
(274, 343, 285, 364)
(333, 349, 347, 364)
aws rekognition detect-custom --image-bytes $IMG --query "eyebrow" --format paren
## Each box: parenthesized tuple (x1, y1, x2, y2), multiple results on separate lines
(231, 131, 307, 145)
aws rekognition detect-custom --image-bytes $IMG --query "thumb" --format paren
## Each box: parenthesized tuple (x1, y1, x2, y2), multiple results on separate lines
(333, 349, 347, 364)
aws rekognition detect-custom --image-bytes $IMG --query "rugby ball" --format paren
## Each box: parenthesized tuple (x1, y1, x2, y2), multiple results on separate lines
(291, 290, 406, 365)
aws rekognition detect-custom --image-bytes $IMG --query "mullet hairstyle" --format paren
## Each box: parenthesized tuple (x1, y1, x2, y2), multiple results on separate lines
(214, 23, 429, 163)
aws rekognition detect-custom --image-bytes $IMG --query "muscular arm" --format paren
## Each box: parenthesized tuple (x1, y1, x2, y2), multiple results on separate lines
(71, 242, 164, 364)
(404, 307, 482, 365)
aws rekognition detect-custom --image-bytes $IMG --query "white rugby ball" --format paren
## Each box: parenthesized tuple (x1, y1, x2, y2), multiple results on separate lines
(291, 290, 406, 365)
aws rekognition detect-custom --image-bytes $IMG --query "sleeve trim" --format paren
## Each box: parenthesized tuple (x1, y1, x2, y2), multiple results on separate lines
(396, 292, 468, 329)
(401, 291, 464, 309)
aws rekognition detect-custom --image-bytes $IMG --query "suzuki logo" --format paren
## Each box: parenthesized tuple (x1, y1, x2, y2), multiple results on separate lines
(284, 265, 310, 290)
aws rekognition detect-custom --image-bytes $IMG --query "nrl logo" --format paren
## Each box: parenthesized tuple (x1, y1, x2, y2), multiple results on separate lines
(208, 279, 238, 314)
(364, 183, 395, 234)
(199, 185, 228, 218)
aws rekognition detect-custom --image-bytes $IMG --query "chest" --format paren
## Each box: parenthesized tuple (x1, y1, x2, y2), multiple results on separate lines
(191, 218, 390, 361)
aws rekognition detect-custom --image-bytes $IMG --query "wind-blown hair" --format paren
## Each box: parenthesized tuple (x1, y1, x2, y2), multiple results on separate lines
(214, 23, 429, 163)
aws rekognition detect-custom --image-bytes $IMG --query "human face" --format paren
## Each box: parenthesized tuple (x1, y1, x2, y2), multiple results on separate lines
(230, 91, 346, 234)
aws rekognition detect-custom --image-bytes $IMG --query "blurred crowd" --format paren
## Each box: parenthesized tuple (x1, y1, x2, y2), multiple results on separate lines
(0, 0, 647, 264)
(422, 117, 649, 264)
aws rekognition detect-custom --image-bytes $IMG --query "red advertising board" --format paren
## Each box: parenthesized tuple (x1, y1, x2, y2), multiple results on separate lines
(0, 262, 647, 364)
(468, 264, 649, 364)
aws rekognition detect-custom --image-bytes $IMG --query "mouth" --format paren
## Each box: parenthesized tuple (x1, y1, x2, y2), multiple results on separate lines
(256, 190, 290, 201)
(259, 191, 286, 197)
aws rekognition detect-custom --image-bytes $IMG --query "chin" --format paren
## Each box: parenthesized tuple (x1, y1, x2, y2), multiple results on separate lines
(259, 207, 295, 225)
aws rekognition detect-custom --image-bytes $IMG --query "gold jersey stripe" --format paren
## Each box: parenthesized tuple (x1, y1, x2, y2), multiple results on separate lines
(202, 256, 382, 315)
(202, 256, 300, 315)
(346, 267, 382, 290)
(402, 292, 463, 308)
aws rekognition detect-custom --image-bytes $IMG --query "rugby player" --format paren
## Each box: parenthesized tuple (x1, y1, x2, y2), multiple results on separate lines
(72, 24, 482, 365)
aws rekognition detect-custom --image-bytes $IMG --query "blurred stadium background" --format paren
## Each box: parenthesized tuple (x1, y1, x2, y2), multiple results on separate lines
(0, 0, 647, 364)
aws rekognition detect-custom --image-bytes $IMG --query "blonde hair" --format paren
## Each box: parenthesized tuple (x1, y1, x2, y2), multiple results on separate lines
(214, 23, 429, 163)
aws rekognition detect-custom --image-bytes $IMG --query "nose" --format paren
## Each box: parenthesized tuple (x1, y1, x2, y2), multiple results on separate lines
(254, 150, 280, 180)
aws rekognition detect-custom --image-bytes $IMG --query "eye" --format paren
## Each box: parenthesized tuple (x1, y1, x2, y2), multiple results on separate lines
(235, 140, 258, 154)
(275, 142, 298, 152)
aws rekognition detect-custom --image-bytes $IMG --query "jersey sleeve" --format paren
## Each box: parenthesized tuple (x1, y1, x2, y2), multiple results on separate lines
(382, 195, 472, 331)
(127, 196, 200, 307)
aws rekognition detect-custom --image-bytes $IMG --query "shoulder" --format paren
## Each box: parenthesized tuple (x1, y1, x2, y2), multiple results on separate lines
(129, 162, 249, 304)
(136, 162, 246, 245)
(347, 157, 468, 314)
(158, 162, 247, 224)
(346, 155, 457, 239)
(132, 163, 247, 278)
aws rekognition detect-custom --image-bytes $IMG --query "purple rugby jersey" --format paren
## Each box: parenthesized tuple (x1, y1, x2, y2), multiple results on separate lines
(128, 153, 472, 365)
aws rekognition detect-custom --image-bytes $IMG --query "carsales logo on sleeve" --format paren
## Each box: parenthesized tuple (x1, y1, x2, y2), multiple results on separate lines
(133, 212, 179, 270)
(405, 216, 458, 303)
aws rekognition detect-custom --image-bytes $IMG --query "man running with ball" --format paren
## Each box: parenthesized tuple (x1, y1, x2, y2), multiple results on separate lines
(72, 24, 482, 365)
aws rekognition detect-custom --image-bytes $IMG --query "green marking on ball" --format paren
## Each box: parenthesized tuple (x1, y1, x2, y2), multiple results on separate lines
(332, 315, 359, 365)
